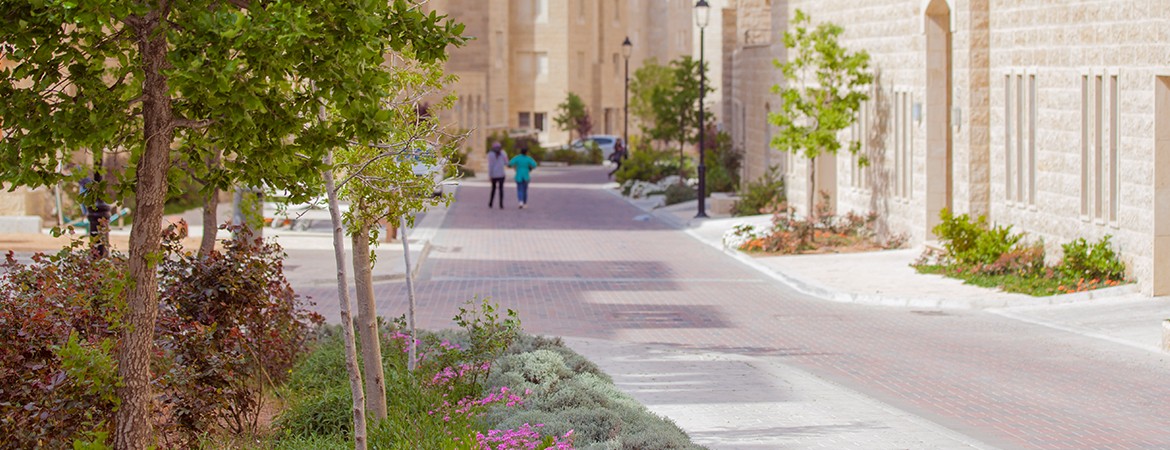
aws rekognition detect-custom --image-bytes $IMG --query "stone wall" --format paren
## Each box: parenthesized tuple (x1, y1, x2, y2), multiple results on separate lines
(984, 0, 1170, 294)
(748, 0, 1169, 293)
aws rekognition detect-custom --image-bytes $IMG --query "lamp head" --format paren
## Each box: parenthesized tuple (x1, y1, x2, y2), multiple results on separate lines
(694, 0, 711, 29)
(621, 36, 632, 59)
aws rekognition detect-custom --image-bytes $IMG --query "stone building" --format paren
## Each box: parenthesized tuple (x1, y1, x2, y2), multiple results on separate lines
(426, 0, 696, 170)
(0, 50, 51, 232)
(724, 0, 1170, 295)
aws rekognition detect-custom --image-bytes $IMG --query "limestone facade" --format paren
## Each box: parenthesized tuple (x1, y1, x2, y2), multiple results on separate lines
(428, 0, 695, 171)
(723, 0, 1170, 294)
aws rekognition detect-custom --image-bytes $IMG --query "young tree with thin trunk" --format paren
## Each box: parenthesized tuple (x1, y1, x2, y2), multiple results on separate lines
(553, 92, 592, 144)
(768, 9, 872, 217)
(332, 56, 461, 421)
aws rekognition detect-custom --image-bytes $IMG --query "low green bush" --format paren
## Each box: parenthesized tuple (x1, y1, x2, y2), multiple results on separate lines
(614, 145, 691, 184)
(271, 299, 581, 449)
(933, 209, 1021, 267)
(1060, 236, 1126, 282)
(733, 167, 786, 216)
(703, 130, 742, 194)
(483, 335, 701, 449)
(0, 227, 323, 449)
(663, 183, 697, 206)
(917, 209, 1128, 296)
(544, 141, 603, 165)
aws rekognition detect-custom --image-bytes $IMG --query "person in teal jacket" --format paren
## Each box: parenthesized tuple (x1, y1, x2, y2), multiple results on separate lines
(508, 146, 538, 209)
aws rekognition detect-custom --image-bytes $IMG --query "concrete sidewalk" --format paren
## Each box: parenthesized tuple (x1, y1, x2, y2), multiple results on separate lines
(619, 188, 1170, 356)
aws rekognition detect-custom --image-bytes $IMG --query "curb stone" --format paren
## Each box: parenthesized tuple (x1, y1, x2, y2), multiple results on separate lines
(605, 187, 1140, 310)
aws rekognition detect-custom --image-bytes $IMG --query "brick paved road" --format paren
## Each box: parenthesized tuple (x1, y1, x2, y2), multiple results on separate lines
(300, 166, 1170, 449)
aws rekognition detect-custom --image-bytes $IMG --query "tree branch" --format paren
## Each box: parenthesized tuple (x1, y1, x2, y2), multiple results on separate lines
(172, 117, 215, 129)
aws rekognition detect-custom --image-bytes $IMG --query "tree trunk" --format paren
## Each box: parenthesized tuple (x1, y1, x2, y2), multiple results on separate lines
(807, 155, 817, 219)
(399, 215, 418, 371)
(324, 150, 368, 450)
(115, 14, 174, 450)
(198, 190, 219, 258)
(351, 221, 387, 420)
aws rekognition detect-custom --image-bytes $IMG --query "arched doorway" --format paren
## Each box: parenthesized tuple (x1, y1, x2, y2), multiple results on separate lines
(924, 0, 953, 237)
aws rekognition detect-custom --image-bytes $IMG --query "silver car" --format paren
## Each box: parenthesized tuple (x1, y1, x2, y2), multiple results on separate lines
(568, 134, 621, 161)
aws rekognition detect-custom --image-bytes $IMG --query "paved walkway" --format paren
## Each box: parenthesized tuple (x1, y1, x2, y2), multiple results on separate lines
(13, 167, 1166, 448)
(287, 166, 1170, 449)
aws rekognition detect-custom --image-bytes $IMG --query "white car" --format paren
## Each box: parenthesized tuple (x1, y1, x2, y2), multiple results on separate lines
(397, 143, 448, 198)
(567, 134, 621, 161)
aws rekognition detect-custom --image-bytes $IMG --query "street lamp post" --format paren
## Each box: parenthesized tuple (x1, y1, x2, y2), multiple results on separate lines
(622, 37, 632, 153)
(694, 0, 710, 218)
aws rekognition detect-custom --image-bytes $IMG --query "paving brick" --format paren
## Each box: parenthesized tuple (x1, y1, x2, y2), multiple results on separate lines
(299, 166, 1170, 449)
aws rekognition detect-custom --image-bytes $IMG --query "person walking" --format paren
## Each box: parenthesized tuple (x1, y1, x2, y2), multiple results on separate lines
(608, 140, 626, 179)
(508, 146, 538, 209)
(487, 141, 508, 209)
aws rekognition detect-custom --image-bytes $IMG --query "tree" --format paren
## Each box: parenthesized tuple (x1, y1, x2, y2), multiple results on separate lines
(553, 92, 592, 144)
(647, 56, 712, 175)
(334, 56, 461, 422)
(768, 9, 873, 216)
(628, 57, 674, 140)
(0, 1, 464, 448)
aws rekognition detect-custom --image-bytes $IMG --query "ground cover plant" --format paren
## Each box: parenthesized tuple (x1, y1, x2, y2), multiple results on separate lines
(270, 298, 699, 449)
(483, 335, 702, 449)
(725, 193, 904, 254)
(913, 209, 1128, 296)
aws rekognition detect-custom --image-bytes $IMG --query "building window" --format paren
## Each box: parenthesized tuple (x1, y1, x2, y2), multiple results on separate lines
(494, 31, 504, 68)
(850, 98, 870, 191)
(535, 52, 548, 81)
(534, 0, 548, 23)
(612, 53, 620, 78)
(1005, 70, 1036, 206)
(578, 0, 585, 23)
(1109, 72, 1120, 223)
(534, 112, 547, 132)
(518, 112, 531, 128)
(1081, 70, 1121, 222)
(894, 88, 912, 199)
(613, 0, 620, 22)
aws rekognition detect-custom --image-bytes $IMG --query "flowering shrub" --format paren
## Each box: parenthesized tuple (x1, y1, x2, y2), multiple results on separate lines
(279, 300, 580, 449)
(477, 423, 574, 450)
(730, 194, 903, 254)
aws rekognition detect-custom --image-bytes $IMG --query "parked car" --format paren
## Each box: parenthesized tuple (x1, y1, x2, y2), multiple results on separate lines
(566, 134, 621, 161)
(398, 144, 447, 198)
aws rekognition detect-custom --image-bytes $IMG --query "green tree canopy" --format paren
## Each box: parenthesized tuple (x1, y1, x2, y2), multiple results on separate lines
(768, 9, 872, 161)
(767, 9, 872, 213)
(628, 58, 673, 134)
(0, 1, 465, 447)
(633, 56, 713, 153)
(553, 92, 592, 144)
